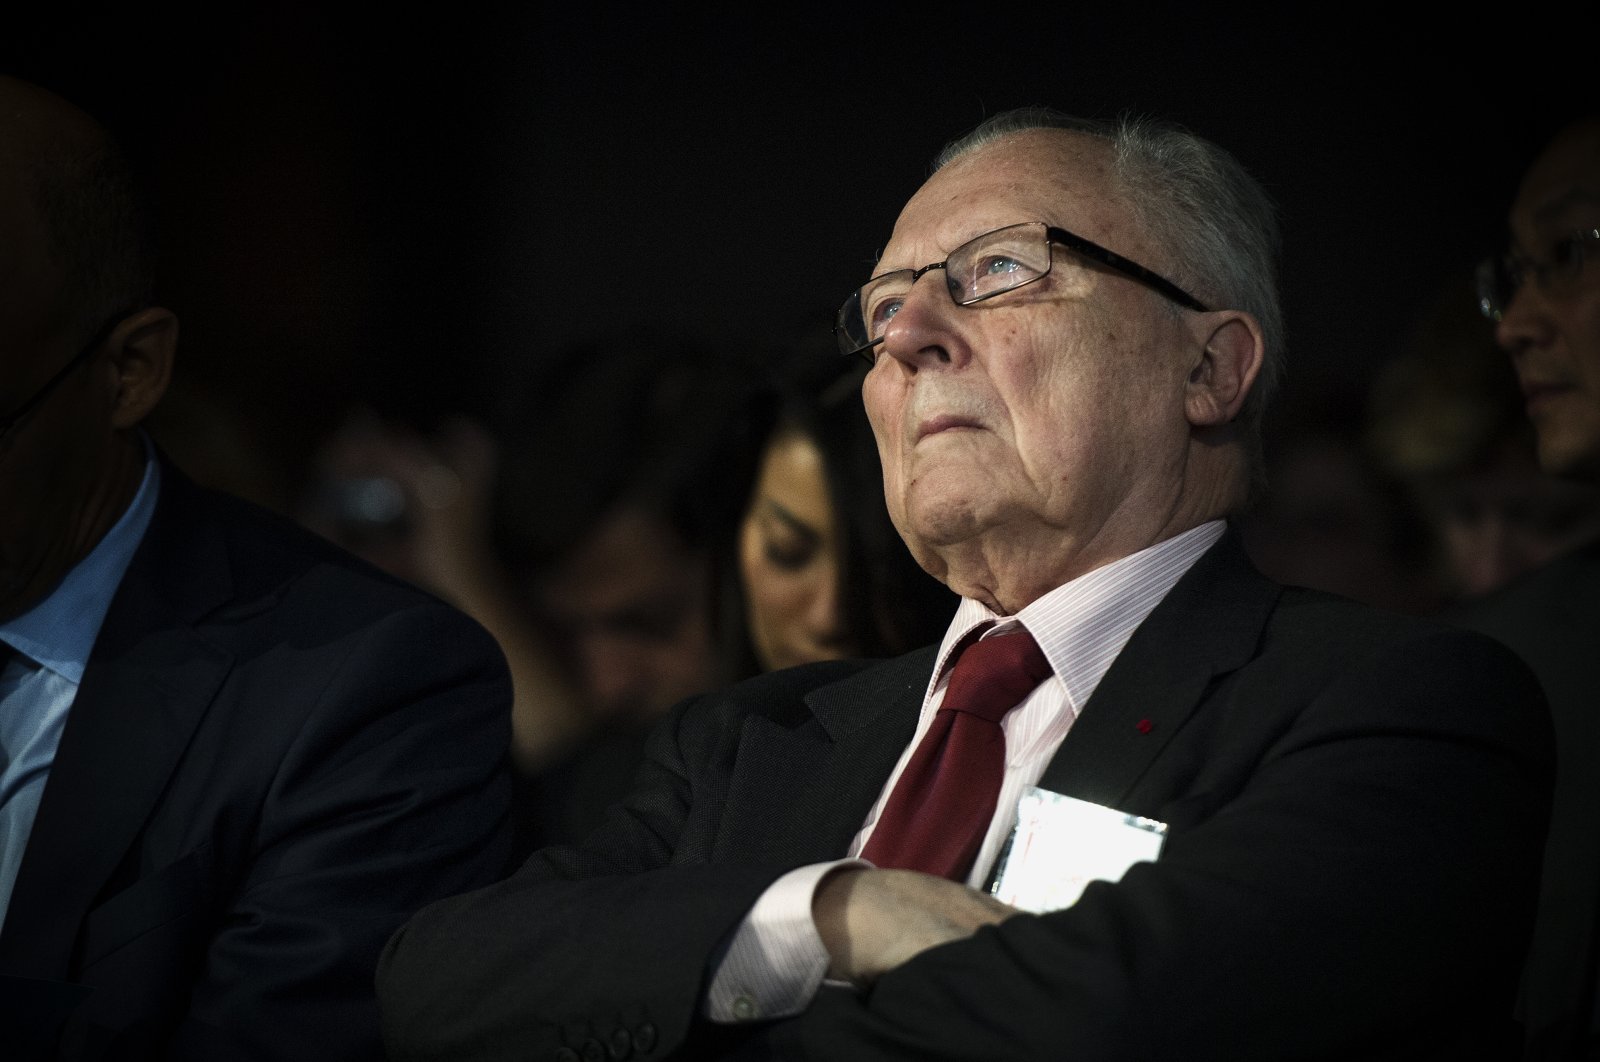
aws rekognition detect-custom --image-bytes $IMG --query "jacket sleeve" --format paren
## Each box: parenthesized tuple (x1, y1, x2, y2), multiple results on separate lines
(163, 599, 515, 1062)
(375, 687, 789, 1062)
(761, 626, 1554, 1062)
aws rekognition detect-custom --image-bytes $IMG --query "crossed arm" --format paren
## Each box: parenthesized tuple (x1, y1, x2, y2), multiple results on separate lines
(377, 624, 1553, 1062)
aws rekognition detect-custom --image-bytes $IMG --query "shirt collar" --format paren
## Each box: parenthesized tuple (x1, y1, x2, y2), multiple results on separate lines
(928, 520, 1227, 711)
(0, 438, 161, 683)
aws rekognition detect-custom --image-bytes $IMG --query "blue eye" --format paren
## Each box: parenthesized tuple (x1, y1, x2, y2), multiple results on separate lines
(868, 297, 904, 337)
(981, 255, 1023, 277)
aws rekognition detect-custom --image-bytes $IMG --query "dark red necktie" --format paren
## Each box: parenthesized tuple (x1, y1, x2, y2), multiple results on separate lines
(860, 625, 1052, 882)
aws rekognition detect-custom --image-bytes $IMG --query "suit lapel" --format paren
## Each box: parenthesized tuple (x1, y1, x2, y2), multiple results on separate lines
(1037, 529, 1279, 808)
(0, 463, 236, 979)
(705, 531, 1278, 868)
(717, 648, 936, 868)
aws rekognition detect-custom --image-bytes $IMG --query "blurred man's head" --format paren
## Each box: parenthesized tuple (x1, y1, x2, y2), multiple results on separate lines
(492, 334, 759, 722)
(0, 75, 175, 620)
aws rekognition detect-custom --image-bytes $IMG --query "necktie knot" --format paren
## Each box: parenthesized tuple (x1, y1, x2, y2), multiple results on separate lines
(941, 627, 1052, 724)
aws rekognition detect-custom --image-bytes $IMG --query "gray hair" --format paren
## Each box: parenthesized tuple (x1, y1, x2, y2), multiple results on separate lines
(934, 106, 1285, 472)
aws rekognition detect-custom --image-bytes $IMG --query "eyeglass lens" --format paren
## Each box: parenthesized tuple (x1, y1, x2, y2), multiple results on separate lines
(1478, 228, 1600, 321)
(837, 222, 1054, 358)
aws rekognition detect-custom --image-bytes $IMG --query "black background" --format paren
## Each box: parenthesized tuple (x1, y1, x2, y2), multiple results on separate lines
(3, 4, 1586, 511)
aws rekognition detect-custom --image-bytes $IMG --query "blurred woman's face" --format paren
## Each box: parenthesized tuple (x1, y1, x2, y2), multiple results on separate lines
(738, 429, 853, 670)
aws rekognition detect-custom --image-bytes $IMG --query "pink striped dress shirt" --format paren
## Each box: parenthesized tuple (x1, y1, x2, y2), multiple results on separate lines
(705, 520, 1227, 1023)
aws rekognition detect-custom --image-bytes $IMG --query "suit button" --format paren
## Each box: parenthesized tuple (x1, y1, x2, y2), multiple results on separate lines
(632, 1022, 658, 1053)
(554, 1050, 580, 1062)
(581, 1039, 606, 1062)
(608, 1028, 633, 1059)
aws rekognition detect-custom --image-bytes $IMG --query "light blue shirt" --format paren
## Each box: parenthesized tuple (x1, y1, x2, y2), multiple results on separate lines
(0, 445, 160, 929)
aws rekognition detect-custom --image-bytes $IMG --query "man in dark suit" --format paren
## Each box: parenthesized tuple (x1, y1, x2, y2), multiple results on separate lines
(0, 75, 513, 1059)
(376, 108, 1555, 1061)
(1464, 112, 1600, 1061)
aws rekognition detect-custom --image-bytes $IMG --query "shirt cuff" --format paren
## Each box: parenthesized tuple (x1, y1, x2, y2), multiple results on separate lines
(702, 859, 868, 1023)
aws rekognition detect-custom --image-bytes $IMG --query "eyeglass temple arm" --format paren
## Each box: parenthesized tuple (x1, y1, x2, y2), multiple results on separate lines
(1046, 227, 1209, 312)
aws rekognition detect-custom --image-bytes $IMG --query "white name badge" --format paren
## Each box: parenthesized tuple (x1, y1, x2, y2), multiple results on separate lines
(989, 785, 1167, 913)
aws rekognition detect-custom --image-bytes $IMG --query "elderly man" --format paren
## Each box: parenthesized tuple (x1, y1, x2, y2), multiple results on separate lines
(1465, 112, 1600, 1061)
(0, 76, 513, 1060)
(377, 108, 1554, 1061)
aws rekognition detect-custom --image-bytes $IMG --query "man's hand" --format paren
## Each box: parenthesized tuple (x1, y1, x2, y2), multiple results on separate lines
(812, 866, 1019, 986)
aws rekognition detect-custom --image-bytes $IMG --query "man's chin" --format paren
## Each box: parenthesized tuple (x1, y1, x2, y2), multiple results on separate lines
(900, 502, 984, 551)
(897, 498, 1003, 590)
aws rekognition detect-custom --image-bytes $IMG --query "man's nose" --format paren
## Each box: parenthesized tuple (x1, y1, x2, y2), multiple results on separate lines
(879, 274, 969, 372)
(1494, 284, 1555, 357)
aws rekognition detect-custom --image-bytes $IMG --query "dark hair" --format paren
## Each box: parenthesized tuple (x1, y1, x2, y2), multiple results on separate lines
(725, 332, 960, 673)
(489, 328, 763, 579)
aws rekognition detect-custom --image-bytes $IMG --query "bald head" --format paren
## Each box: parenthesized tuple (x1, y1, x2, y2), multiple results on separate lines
(0, 75, 154, 337)
(0, 77, 172, 622)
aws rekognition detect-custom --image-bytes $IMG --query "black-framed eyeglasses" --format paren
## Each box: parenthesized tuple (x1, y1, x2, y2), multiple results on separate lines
(834, 220, 1210, 365)
(1476, 227, 1600, 322)
(0, 309, 132, 448)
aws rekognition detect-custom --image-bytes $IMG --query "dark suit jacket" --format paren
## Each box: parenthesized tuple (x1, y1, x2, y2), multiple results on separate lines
(376, 529, 1554, 1062)
(0, 459, 515, 1061)
(1450, 540, 1600, 1061)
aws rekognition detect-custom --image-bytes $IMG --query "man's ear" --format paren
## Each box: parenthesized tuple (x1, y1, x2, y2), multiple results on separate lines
(1184, 312, 1264, 427)
(106, 307, 177, 429)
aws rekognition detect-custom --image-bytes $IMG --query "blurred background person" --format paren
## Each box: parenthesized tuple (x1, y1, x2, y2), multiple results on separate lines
(1241, 258, 1600, 620)
(1365, 274, 1600, 606)
(1238, 406, 1440, 615)
(300, 332, 758, 850)
(729, 332, 961, 677)
(1456, 112, 1600, 1062)
(489, 334, 762, 849)
(299, 329, 960, 851)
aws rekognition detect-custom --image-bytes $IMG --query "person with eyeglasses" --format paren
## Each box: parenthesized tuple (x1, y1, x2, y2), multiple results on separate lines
(0, 75, 516, 1061)
(1454, 112, 1600, 1062)
(1476, 116, 1600, 484)
(376, 107, 1554, 1062)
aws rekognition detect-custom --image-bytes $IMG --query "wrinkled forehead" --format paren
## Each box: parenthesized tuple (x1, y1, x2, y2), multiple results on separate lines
(1511, 119, 1600, 236)
(875, 128, 1140, 272)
